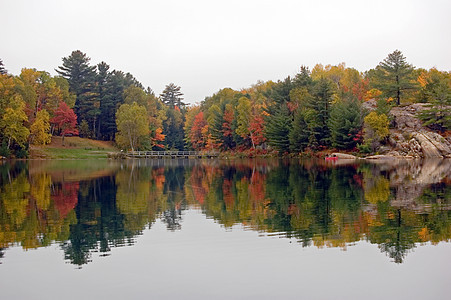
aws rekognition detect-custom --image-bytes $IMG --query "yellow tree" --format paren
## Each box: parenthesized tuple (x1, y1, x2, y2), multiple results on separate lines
(362, 112, 389, 152)
(124, 86, 166, 149)
(0, 95, 30, 150)
(30, 109, 51, 145)
(115, 102, 149, 151)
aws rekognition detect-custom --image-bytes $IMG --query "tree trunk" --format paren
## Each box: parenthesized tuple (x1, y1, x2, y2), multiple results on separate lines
(250, 131, 255, 149)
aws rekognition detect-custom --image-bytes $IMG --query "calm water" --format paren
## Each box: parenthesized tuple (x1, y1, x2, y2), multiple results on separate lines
(0, 158, 450, 300)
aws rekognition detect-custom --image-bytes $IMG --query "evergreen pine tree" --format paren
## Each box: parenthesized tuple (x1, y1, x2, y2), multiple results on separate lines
(307, 78, 334, 148)
(265, 105, 292, 153)
(293, 66, 312, 88)
(160, 83, 185, 108)
(289, 108, 309, 152)
(56, 50, 98, 134)
(329, 97, 363, 149)
(0, 59, 7, 75)
(418, 71, 451, 132)
(373, 50, 416, 105)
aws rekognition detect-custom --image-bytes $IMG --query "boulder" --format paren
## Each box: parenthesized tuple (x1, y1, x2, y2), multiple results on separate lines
(413, 132, 445, 158)
(329, 153, 359, 159)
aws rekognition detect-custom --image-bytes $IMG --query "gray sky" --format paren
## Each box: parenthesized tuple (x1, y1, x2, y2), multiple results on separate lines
(2, 0, 450, 104)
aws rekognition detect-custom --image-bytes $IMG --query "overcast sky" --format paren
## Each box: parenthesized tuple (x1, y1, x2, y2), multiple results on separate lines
(2, 0, 450, 104)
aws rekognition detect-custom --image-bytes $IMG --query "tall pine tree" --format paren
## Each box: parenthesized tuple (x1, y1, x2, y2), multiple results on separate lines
(329, 96, 363, 149)
(161, 84, 186, 150)
(56, 50, 98, 135)
(308, 78, 334, 148)
(160, 83, 185, 108)
(373, 50, 415, 105)
(265, 105, 292, 153)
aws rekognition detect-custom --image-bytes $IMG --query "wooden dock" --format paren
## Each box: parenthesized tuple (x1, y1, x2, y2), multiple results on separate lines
(126, 151, 219, 159)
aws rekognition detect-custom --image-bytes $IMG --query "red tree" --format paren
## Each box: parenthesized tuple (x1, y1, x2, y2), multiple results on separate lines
(52, 182, 80, 219)
(249, 114, 266, 147)
(50, 101, 78, 144)
(190, 111, 208, 150)
(221, 105, 235, 150)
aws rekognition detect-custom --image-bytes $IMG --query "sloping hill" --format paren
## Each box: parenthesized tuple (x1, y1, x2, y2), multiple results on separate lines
(30, 136, 119, 159)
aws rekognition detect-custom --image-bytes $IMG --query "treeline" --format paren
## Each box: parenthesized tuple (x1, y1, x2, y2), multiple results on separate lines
(0, 51, 186, 157)
(0, 50, 450, 157)
(186, 50, 450, 154)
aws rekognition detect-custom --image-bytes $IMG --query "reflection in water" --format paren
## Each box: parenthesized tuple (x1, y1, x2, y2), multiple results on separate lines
(0, 158, 450, 266)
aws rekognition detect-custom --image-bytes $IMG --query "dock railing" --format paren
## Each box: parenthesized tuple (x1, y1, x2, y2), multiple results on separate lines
(126, 151, 219, 158)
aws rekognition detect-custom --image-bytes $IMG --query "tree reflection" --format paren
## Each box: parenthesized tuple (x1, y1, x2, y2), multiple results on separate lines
(0, 159, 450, 265)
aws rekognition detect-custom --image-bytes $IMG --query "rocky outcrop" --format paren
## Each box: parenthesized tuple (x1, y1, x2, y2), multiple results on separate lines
(390, 104, 427, 132)
(385, 159, 451, 209)
(363, 159, 450, 210)
(377, 104, 451, 158)
(412, 132, 449, 158)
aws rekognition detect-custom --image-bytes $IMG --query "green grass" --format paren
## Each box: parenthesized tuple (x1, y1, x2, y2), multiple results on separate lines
(37, 147, 114, 159)
(30, 137, 119, 159)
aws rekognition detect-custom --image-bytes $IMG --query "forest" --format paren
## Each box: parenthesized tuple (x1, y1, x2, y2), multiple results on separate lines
(0, 50, 449, 157)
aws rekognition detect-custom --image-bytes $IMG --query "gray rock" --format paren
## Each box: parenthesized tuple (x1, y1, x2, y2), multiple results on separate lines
(362, 99, 377, 112)
(390, 106, 423, 132)
(384, 104, 451, 159)
(329, 153, 358, 159)
(413, 132, 444, 158)
(365, 155, 396, 160)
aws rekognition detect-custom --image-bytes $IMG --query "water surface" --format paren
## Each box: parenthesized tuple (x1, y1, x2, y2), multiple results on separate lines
(0, 158, 450, 299)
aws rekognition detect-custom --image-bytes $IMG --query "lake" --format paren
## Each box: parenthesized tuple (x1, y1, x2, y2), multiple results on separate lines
(0, 158, 450, 300)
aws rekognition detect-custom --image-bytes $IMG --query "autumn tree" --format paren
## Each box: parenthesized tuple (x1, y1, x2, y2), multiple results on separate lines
(17, 69, 74, 122)
(184, 106, 199, 150)
(189, 111, 209, 150)
(30, 109, 51, 145)
(236, 97, 253, 147)
(361, 112, 389, 152)
(372, 50, 416, 105)
(115, 102, 149, 151)
(124, 85, 166, 149)
(17, 68, 40, 119)
(0, 95, 30, 151)
(50, 101, 79, 145)
(236, 97, 266, 149)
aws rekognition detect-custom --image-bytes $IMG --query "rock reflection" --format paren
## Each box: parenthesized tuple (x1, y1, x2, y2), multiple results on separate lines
(0, 158, 449, 266)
